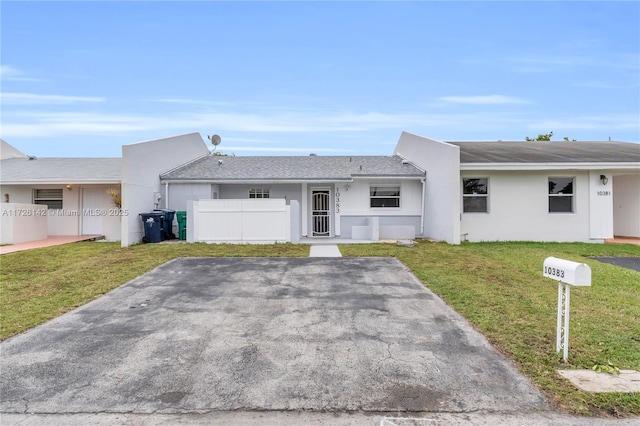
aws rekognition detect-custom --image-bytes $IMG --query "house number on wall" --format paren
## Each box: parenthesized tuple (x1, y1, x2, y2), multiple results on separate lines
(596, 190, 611, 196)
(335, 187, 340, 213)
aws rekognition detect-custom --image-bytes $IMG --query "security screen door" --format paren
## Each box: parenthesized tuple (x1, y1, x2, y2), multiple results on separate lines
(311, 190, 330, 236)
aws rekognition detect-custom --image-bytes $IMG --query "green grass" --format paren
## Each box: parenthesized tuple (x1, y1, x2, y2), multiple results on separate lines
(0, 242, 309, 340)
(1, 240, 638, 417)
(341, 241, 640, 417)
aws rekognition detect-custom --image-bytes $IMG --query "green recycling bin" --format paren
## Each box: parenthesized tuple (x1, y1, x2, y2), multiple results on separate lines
(176, 211, 187, 241)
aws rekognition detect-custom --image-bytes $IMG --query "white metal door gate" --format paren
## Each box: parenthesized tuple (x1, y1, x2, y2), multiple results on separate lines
(311, 190, 330, 236)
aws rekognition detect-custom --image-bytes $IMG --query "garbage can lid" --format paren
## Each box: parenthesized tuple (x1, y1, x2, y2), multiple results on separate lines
(140, 212, 163, 217)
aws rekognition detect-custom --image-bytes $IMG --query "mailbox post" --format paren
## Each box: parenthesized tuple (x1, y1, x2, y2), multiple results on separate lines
(543, 257, 591, 362)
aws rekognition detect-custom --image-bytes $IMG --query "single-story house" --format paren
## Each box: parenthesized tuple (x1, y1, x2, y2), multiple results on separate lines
(159, 154, 426, 243)
(0, 138, 122, 244)
(393, 132, 640, 244)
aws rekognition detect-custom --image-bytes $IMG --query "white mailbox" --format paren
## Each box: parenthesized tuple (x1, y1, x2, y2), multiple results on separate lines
(543, 256, 592, 362)
(543, 257, 591, 286)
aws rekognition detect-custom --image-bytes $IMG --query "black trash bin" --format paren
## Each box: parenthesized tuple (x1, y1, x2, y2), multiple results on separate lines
(140, 212, 163, 243)
(154, 209, 176, 239)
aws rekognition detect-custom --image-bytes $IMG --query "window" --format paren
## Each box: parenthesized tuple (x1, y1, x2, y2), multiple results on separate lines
(370, 186, 400, 208)
(462, 178, 488, 213)
(33, 189, 63, 209)
(548, 177, 574, 213)
(249, 188, 269, 199)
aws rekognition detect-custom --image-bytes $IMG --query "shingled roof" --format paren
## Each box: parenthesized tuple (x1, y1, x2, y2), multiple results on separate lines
(448, 141, 640, 164)
(1, 157, 121, 184)
(161, 155, 425, 182)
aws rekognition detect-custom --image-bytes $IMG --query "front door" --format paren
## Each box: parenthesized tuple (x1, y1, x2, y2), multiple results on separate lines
(82, 188, 102, 235)
(311, 190, 331, 236)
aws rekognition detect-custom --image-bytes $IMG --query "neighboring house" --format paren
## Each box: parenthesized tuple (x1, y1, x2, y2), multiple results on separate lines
(1, 134, 210, 246)
(394, 132, 640, 244)
(0, 139, 122, 243)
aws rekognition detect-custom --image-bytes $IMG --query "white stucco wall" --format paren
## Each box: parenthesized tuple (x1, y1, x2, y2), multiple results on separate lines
(337, 179, 422, 216)
(1, 184, 122, 240)
(394, 132, 460, 244)
(613, 173, 640, 238)
(121, 133, 209, 246)
(0, 184, 81, 236)
(0, 185, 33, 204)
(0, 203, 48, 244)
(219, 184, 303, 205)
(167, 183, 213, 212)
(1, 139, 27, 160)
(460, 170, 592, 242)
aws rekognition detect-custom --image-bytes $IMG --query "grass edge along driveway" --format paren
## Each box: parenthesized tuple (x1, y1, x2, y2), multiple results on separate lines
(1, 240, 639, 418)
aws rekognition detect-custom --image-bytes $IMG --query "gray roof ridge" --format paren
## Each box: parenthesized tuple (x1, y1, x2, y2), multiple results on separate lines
(160, 153, 212, 177)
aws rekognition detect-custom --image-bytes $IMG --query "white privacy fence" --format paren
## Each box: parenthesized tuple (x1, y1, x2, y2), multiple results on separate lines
(187, 199, 295, 244)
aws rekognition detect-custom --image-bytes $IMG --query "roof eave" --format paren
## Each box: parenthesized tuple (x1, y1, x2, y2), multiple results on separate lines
(1, 179, 121, 185)
(160, 178, 355, 184)
(460, 162, 640, 171)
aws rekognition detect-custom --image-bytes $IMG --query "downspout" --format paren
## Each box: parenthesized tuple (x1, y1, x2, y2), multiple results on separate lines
(164, 182, 169, 209)
(420, 176, 426, 236)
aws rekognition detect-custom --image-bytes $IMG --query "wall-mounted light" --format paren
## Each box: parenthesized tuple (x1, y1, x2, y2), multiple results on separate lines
(66, 184, 72, 191)
(600, 175, 609, 186)
(344, 184, 351, 191)
(4, 193, 9, 203)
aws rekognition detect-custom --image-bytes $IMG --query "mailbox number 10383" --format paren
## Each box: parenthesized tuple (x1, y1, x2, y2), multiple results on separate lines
(545, 266, 565, 279)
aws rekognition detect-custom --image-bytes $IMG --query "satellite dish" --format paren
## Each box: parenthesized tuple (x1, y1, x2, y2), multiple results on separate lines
(208, 134, 221, 146)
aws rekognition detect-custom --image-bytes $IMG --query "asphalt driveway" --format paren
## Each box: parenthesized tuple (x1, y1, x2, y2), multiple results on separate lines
(1, 257, 547, 415)
(592, 256, 640, 272)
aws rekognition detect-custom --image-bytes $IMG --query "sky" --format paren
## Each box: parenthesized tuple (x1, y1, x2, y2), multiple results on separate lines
(1, 1, 639, 158)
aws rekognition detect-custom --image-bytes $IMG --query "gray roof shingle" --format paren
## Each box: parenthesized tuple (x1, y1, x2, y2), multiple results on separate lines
(448, 141, 640, 164)
(161, 155, 425, 181)
(1, 157, 122, 183)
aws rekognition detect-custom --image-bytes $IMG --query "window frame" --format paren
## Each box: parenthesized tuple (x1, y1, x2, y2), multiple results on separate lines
(248, 188, 270, 199)
(369, 185, 401, 209)
(548, 177, 575, 214)
(33, 188, 63, 210)
(462, 177, 489, 213)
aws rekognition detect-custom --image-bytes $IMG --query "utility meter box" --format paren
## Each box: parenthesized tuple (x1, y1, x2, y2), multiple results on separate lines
(543, 257, 591, 286)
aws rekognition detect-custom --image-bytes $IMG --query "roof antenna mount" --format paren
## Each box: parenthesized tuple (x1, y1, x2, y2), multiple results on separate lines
(208, 134, 221, 154)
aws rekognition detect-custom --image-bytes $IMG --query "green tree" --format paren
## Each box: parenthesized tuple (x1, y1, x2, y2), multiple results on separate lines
(525, 131, 576, 142)
(525, 131, 553, 141)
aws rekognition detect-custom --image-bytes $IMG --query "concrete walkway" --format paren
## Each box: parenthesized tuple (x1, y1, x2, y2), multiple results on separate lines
(309, 244, 342, 257)
(0, 235, 104, 255)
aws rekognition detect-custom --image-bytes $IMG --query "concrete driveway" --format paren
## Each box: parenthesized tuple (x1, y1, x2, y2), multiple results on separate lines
(1, 257, 547, 416)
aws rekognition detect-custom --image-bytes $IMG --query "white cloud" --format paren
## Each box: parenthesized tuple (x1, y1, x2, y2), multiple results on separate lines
(0, 65, 39, 82)
(2, 107, 637, 143)
(571, 81, 639, 90)
(509, 52, 640, 73)
(527, 114, 640, 131)
(1, 92, 105, 105)
(438, 95, 529, 105)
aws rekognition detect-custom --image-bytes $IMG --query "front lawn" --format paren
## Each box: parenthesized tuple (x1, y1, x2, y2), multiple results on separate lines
(1, 240, 638, 417)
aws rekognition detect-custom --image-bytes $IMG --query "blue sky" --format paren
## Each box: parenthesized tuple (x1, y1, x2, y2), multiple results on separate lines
(1, 1, 638, 157)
